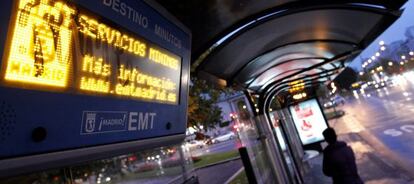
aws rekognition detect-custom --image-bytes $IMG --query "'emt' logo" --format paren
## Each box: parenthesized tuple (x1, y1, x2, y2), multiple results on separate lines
(81, 111, 156, 134)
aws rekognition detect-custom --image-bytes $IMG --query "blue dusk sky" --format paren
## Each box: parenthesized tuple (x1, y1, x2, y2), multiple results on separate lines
(348, 0, 414, 71)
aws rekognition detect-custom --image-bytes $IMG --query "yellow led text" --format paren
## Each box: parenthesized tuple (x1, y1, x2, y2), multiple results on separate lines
(80, 55, 111, 93)
(82, 55, 111, 76)
(149, 47, 179, 70)
(4, 0, 75, 87)
(116, 65, 177, 103)
(4, 0, 180, 105)
(78, 15, 147, 57)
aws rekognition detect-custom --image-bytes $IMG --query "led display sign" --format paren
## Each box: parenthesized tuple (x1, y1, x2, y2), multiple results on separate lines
(0, 0, 190, 171)
(3, 0, 181, 104)
(289, 98, 328, 145)
(288, 80, 305, 93)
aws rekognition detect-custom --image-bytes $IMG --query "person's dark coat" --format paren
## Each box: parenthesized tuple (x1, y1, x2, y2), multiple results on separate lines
(323, 141, 363, 184)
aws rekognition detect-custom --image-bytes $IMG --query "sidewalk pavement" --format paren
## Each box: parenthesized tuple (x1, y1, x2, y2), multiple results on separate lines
(304, 122, 414, 184)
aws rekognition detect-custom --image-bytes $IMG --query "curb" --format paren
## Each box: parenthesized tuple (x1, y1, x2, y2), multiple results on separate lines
(224, 167, 245, 184)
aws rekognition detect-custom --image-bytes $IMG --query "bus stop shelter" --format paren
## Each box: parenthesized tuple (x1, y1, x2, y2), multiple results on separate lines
(157, 0, 407, 183)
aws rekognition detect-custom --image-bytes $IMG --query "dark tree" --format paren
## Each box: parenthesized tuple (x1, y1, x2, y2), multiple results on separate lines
(188, 77, 224, 130)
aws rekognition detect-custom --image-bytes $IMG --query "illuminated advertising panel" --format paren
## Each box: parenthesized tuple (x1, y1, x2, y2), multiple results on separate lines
(0, 0, 190, 165)
(289, 98, 328, 145)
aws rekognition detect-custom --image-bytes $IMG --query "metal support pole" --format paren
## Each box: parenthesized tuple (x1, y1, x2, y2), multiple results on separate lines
(238, 147, 257, 184)
(178, 145, 189, 182)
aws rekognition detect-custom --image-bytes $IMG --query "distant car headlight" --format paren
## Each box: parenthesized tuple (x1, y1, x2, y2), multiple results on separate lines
(324, 102, 332, 107)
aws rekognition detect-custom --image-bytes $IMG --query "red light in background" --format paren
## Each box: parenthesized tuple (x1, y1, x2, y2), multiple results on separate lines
(53, 176, 59, 181)
(128, 156, 137, 162)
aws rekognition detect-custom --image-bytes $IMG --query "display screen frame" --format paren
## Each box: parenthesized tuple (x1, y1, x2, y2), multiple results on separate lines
(0, 0, 191, 176)
(288, 98, 329, 146)
(0, 0, 183, 106)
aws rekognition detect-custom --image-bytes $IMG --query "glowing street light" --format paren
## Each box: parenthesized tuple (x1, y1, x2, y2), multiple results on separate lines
(380, 46, 386, 51)
(375, 52, 380, 57)
(331, 82, 337, 94)
(400, 61, 404, 65)
(368, 59, 372, 63)
(401, 55, 406, 60)
(359, 72, 364, 76)
(371, 56, 376, 60)
(388, 62, 393, 66)
(379, 40, 385, 45)
(410, 51, 414, 56)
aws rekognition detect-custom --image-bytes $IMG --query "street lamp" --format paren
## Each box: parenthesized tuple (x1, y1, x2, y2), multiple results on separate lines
(379, 40, 385, 45)
(388, 62, 393, 66)
(401, 55, 406, 60)
(380, 46, 386, 51)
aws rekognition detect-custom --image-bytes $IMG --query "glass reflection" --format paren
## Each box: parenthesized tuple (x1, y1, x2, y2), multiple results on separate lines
(0, 144, 195, 184)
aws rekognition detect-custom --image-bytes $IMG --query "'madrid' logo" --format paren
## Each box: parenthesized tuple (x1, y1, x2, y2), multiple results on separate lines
(85, 113, 97, 133)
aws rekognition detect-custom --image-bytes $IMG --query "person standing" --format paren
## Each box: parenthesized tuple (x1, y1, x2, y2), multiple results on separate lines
(322, 128, 363, 184)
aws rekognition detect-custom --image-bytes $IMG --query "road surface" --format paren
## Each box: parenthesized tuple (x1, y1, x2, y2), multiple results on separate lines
(331, 83, 414, 176)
